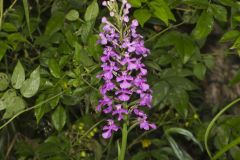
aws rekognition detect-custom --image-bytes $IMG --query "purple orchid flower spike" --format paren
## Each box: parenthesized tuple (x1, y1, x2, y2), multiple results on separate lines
(97, 0, 156, 139)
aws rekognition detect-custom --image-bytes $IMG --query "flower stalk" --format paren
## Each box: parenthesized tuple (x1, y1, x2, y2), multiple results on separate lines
(97, 0, 156, 159)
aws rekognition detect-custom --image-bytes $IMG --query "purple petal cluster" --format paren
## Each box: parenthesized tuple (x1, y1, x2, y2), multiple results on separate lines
(97, 0, 156, 139)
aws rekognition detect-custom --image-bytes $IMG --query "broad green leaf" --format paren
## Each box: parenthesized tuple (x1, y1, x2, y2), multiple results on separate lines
(74, 42, 94, 66)
(51, 106, 67, 131)
(84, 0, 99, 21)
(34, 94, 50, 124)
(175, 34, 197, 63)
(0, 73, 9, 91)
(134, 9, 151, 27)
(165, 76, 197, 91)
(149, 0, 175, 26)
(210, 4, 227, 22)
(65, 9, 79, 21)
(11, 61, 25, 89)
(48, 59, 61, 78)
(169, 88, 189, 117)
(154, 31, 180, 48)
(193, 63, 206, 80)
(80, 21, 94, 43)
(3, 95, 25, 119)
(192, 11, 214, 39)
(220, 30, 240, 42)
(128, 0, 141, 7)
(87, 34, 102, 60)
(44, 12, 65, 36)
(20, 67, 40, 98)
(152, 81, 170, 106)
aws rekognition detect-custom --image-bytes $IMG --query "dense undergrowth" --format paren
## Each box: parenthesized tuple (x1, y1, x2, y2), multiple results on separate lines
(0, 0, 240, 159)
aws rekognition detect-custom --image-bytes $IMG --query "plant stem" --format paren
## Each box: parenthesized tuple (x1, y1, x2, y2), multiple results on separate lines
(119, 122, 128, 160)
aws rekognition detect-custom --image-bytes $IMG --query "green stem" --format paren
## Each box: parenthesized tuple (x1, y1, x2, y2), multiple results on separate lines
(119, 122, 128, 160)
(204, 97, 240, 159)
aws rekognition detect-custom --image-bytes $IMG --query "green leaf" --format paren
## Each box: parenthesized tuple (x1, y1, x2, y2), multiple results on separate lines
(48, 59, 61, 78)
(152, 81, 170, 106)
(74, 42, 94, 66)
(84, 0, 99, 21)
(11, 61, 25, 89)
(175, 34, 197, 63)
(87, 34, 102, 60)
(210, 4, 227, 22)
(169, 88, 189, 117)
(65, 9, 79, 21)
(34, 94, 49, 124)
(165, 135, 186, 160)
(44, 12, 65, 36)
(192, 11, 214, 39)
(182, 0, 208, 8)
(219, 0, 236, 7)
(128, 0, 141, 7)
(2, 23, 18, 32)
(1, 90, 25, 119)
(51, 106, 67, 131)
(0, 73, 9, 91)
(3, 96, 25, 119)
(80, 21, 94, 43)
(154, 31, 180, 48)
(213, 137, 240, 160)
(20, 67, 40, 98)
(0, 100, 5, 111)
(204, 98, 240, 158)
(7, 33, 27, 42)
(231, 36, 240, 49)
(220, 30, 240, 42)
(22, 0, 32, 38)
(131, 152, 149, 160)
(230, 70, 240, 85)
(149, 0, 175, 26)
(165, 127, 203, 151)
(0, 42, 8, 62)
(134, 9, 151, 27)
(193, 63, 206, 80)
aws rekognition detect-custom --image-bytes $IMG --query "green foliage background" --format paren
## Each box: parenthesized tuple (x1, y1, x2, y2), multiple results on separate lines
(0, 0, 240, 159)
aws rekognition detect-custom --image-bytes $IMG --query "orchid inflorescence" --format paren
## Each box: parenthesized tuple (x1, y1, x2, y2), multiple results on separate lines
(97, 0, 156, 139)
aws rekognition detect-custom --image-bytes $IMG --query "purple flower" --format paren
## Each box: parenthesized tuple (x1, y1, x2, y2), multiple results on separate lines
(112, 104, 128, 120)
(116, 89, 132, 102)
(116, 71, 133, 89)
(97, 96, 112, 111)
(138, 117, 157, 130)
(100, 80, 116, 94)
(102, 119, 119, 139)
(97, 0, 156, 139)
